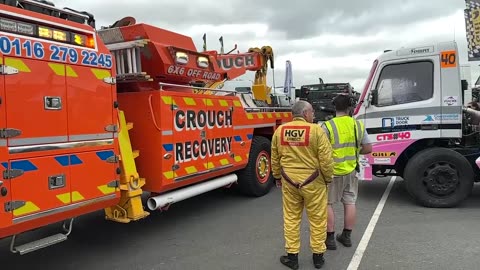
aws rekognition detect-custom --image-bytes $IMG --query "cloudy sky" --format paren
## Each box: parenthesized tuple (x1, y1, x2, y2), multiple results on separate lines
(57, 0, 476, 91)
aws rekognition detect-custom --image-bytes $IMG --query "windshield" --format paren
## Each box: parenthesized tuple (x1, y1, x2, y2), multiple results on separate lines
(375, 61, 433, 106)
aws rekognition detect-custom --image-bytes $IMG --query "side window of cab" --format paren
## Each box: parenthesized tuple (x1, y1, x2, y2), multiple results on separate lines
(375, 61, 433, 106)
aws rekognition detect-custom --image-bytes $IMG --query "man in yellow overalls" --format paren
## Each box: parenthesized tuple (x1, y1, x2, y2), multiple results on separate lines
(322, 94, 372, 250)
(271, 100, 334, 269)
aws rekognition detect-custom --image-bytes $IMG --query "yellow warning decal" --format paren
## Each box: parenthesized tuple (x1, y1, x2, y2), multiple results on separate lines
(13, 201, 40, 217)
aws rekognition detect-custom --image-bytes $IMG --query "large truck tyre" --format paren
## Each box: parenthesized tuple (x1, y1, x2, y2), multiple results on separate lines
(404, 148, 474, 208)
(237, 136, 274, 197)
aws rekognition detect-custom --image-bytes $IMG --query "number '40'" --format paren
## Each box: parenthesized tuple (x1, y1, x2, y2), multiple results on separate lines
(441, 52, 456, 66)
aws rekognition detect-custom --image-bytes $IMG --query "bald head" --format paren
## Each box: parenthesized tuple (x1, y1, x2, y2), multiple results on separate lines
(292, 100, 313, 118)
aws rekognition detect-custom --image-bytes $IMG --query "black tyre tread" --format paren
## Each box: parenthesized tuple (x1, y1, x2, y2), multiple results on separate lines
(404, 147, 473, 208)
(236, 136, 273, 197)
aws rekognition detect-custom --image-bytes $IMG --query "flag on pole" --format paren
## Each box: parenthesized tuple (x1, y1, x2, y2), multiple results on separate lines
(464, 0, 480, 60)
(219, 36, 224, 54)
(283, 60, 293, 102)
(202, 33, 207, 51)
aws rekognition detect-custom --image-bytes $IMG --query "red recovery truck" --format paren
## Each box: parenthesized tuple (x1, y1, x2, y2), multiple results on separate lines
(0, 0, 292, 254)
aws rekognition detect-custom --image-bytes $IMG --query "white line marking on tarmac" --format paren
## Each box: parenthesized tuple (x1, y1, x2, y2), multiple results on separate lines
(346, 176, 397, 270)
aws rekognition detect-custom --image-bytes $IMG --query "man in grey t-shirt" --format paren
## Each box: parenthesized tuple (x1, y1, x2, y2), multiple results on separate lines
(320, 95, 372, 251)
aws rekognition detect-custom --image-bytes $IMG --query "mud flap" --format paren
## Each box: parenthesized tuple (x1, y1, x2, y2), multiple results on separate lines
(356, 155, 372, 181)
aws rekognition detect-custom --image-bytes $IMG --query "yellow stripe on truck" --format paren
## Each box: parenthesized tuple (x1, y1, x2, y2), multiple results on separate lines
(233, 100, 242, 107)
(66, 66, 78, 77)
(5, 58, 31, 72)
(72, 191, 85, 202)
(56, 193, 71, 204)
(98, 184, 116, 195)
(13, 201, 40, 217)
(220, 159, 229, 165)
(163, 171, 178, 179)
(185, 166, 198, 174)
(183, 97, 196, 106)
(91, 68, 111, 80)
(48, 63, 65, 76)
(219, 100, 229, 107)
(203, 99, 214, 106)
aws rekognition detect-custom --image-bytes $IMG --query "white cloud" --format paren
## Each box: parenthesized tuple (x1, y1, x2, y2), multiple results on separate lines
(50, 0, 479, 90)
(187, 24, 270, 38)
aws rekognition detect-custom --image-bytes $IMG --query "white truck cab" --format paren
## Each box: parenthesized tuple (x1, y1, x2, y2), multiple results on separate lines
(354, 41, 479, 208)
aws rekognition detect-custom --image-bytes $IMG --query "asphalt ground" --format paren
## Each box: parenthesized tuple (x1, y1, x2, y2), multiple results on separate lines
(0, 177, 479, 270)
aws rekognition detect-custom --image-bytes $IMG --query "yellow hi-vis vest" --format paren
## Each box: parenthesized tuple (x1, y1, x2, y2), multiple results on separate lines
(324, 116, 365, 176)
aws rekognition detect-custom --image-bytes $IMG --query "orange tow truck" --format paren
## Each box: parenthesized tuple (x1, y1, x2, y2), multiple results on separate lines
(0, 0, 292, 254)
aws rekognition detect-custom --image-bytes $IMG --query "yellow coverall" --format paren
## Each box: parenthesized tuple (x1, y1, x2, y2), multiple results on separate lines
(271, 117, 334, 254)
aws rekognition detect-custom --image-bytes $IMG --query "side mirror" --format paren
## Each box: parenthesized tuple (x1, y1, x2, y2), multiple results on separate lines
(370, 89, 378, 106)
(461, 79, 469, 91)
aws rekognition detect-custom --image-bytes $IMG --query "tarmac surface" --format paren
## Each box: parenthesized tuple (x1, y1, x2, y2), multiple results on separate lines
(1, 177, 479, 270)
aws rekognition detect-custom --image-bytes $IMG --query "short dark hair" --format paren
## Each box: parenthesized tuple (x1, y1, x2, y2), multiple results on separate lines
(333, 95, 352, 112)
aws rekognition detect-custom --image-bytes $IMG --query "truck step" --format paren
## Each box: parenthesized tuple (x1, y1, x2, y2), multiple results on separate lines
(12, 233, 67, 255)
(10, 218, 74, 255)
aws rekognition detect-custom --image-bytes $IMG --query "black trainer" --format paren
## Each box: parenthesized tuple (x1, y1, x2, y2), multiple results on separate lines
(326, 233, 337, 250)
(280, 253, 299, 270)
(336, 230, 352, 247)
(313, 253, 325, 269)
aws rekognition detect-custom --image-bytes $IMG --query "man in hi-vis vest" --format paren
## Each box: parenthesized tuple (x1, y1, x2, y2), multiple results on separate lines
(321, 94, 372, 250)
(272, 100, 334, 269)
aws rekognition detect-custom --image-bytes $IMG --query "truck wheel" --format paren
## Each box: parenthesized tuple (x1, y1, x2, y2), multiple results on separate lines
(404, 148, 473, 208)
(237, 136, 273, 197)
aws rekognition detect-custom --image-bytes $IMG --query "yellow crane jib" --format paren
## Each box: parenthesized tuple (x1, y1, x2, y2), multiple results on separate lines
(249, 46, 274, 104)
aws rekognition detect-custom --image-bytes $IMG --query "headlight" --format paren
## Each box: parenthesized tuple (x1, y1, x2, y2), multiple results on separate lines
(175, 52, 189, 64)
(197, 56, 209, 68)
